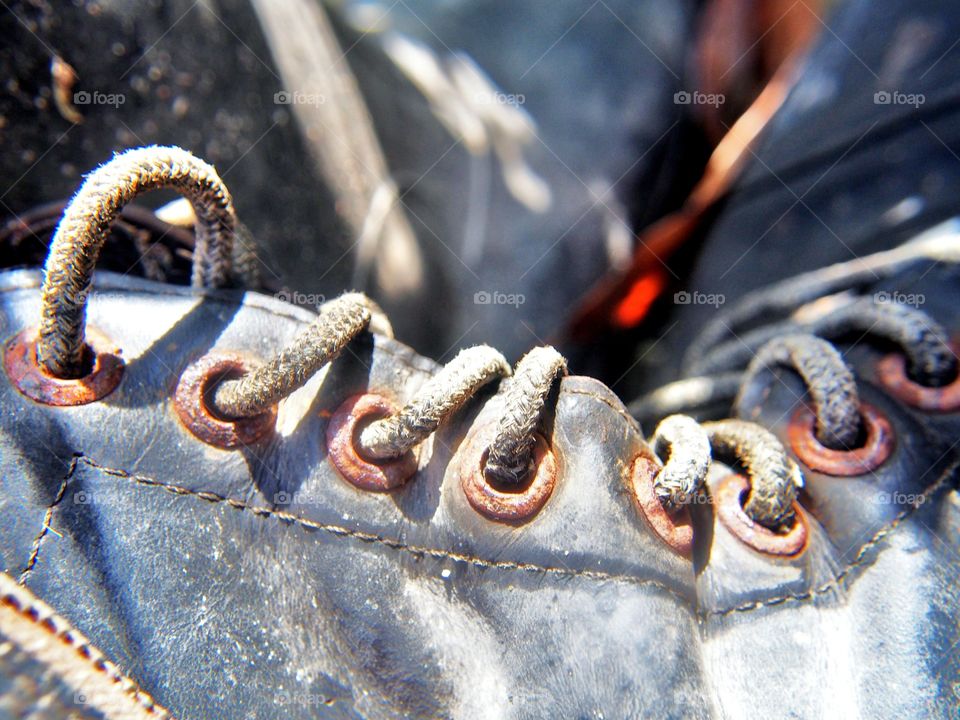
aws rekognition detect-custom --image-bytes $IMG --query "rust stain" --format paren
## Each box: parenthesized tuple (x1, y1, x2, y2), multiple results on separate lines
(628, 455, 694, 557)
(4, 327, 123, 406)
(173, 354, 276, 449)
(716, 473, 808, 557)
(326, 394, 418, 491)
(789, 403, 894, 477)
(876, 349, 960, 413)
(459, 417, 557, 523)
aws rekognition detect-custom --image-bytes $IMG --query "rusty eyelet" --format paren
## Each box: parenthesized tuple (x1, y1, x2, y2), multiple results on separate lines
(628, 455, 693, 556)
(876, 351, 960, 412)
(716, 473, 808, 557)
(458, 418, 557, 523)
(3, 327, 124, 406)
(326, 393, 419, 491)
(173, 353, 276, 449)
(788, 402, 894, 476)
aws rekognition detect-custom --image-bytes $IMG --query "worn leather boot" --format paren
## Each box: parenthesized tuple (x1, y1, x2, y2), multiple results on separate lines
(632, 222, 960, 718)
(1, 147, 958, 718)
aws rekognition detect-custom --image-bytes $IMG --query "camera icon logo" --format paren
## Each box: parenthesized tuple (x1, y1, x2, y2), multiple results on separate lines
(273, 491, 292, 505)
(73, 490, 91, 505)
(673, 90, 691, 105)
(274, 91, 292, 105)
(673, 291, 691, 305)
(874, 90, 891, 105)
(473, 291, 492, 305)
(73, 91, 91, 105)
(74, 691, 88, 705)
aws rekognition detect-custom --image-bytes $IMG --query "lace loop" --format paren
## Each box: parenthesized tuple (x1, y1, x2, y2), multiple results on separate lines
(703, 419, 803, 529)
(690, 297, 957, 388)
(816, 299, 957, 387)
(650, 415, 711, 508)
(358, 345, 511, 460)
(737, 334, 861, 450)
(38, 146, 236, 378)
(484, 346, 567, 486)
(209, 293, 377, 419)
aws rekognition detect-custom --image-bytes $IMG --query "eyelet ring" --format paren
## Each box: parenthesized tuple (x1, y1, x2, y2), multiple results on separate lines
(628, 455, 693, 556)
(173, 353, 276, 449)
(326, 393, 419, 491)
(716, 473, 808, 557)
(788, 402, 894, 476)
(458, 418, 557, 523)
(4, 327, 124, 406)
(875, 351, 960, 412)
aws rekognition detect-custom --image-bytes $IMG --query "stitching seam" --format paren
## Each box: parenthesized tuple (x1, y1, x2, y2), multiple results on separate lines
(706, 454, 960, 617)
(19, 458, 75, 584)
(76, 457, 691, 603)
(0, 581, 169, 716)
(73, 454, 958, 619)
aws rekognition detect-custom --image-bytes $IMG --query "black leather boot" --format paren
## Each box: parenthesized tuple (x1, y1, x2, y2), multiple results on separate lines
(1, 147, 958, 718)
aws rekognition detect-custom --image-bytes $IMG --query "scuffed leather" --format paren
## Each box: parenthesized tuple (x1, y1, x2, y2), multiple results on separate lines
(0, 270, 707, 719)
(0, 264, 957, 718)
(702, 243, 960, 719)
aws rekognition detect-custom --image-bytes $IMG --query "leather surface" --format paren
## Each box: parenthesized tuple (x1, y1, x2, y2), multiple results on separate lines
(0, 270, 706, 719)
(699, 240, 960, 719)
(0, 266, 957, 718)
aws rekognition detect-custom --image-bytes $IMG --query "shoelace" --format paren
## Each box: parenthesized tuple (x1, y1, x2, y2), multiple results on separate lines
(8, 146, 958, 558)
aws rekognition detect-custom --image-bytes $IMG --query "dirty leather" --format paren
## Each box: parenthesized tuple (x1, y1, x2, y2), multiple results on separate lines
(0, 270, 705, 719)
(694, 233, 960, 718)
(0, 259, 958, 718)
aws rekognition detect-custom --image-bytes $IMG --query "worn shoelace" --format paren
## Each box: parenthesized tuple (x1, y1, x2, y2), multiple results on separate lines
(28, 144, 956, 538)
(358, 345, 512, 460)
(39, 146, 236, 378)
(209, 293, 390, 420)
(633, 289, 959, 428)
(483, 346, 567, 486)
(688, 296, 956, 385)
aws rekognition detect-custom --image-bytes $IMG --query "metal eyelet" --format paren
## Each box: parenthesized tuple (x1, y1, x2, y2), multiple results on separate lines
(173, 353, 276, 449)
(716, 473, 808, 557)
(458, 417, 557, 523)
(628, 455, 694, 557)
(875, 350, 960, 412)
(326, 393, 419, 491)
(788, 403, 894, 476)
(4, 327, 124, 406)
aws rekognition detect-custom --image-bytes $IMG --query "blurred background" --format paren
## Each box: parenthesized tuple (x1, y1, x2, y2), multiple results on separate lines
(3, 0, 960, 405)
